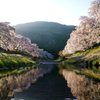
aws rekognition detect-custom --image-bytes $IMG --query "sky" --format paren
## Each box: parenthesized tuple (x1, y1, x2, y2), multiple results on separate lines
(0, 0, 93, 25)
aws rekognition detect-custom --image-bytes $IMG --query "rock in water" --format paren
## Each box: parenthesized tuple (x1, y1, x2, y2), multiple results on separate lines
(0, 22, 53, 59)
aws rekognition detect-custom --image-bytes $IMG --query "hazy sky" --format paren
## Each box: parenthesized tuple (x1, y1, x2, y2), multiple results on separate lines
(0, 0, 93, 25)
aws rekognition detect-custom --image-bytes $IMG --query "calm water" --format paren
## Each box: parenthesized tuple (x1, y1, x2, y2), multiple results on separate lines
(0, 64, 100, 100)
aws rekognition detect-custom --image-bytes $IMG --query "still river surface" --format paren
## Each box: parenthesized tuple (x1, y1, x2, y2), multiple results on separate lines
(0, 64, 100, 100)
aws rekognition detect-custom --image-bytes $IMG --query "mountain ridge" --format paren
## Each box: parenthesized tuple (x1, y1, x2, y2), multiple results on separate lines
(13, 21, 76, 58)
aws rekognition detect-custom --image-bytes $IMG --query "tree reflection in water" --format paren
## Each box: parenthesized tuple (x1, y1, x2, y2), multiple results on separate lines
(0, 64, 54, 100)
(60, 69, 100, 100)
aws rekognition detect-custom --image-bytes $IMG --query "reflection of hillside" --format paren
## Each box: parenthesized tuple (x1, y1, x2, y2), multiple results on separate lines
(0, 65, 53, 100)
(61, 69, 100, 100)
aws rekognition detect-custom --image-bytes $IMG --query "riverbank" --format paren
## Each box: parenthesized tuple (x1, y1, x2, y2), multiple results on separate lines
(0, 53, 36, 70)
(58, 63, 100, 81)
(58, 46, 100, 81)
(60, 46, 100, 67)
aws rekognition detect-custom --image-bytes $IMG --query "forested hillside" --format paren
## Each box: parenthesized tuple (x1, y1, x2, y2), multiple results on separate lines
(14, 21, 76, 58)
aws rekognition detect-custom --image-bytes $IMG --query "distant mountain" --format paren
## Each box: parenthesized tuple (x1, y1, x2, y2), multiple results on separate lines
(13, 21, 76, 58)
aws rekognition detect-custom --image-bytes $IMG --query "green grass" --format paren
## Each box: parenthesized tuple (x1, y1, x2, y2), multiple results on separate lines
(59, 46, 100, 81)
(61, 60, 100, 81)
(60, 46, 100, 67)
(0, 53, 36, 69)
(62, 59, 73, 65)
(69, 46, 100, 59)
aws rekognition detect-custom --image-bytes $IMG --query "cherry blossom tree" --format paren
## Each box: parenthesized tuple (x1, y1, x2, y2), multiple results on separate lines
(62, 0, 100, 55)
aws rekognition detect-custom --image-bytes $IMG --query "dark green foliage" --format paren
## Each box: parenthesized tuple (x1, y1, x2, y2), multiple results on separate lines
(13, 21, 76, 58)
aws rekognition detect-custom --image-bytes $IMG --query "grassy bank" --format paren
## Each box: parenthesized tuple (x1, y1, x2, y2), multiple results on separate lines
(0, 53, 36, 69)
(58, 46, 100, 81)
(61, 46, 100, 66)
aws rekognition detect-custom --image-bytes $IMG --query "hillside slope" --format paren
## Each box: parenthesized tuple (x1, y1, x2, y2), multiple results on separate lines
(13, 21, 76, 58)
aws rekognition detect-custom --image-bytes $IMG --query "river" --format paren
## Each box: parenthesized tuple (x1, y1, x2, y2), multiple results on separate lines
(0, 64, 100, 100)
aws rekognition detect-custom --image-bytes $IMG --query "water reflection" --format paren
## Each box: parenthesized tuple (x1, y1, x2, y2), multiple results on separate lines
(0, 64, 54, 100)
(60, 69, 100, 100)
(14, 65, 75, 100)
